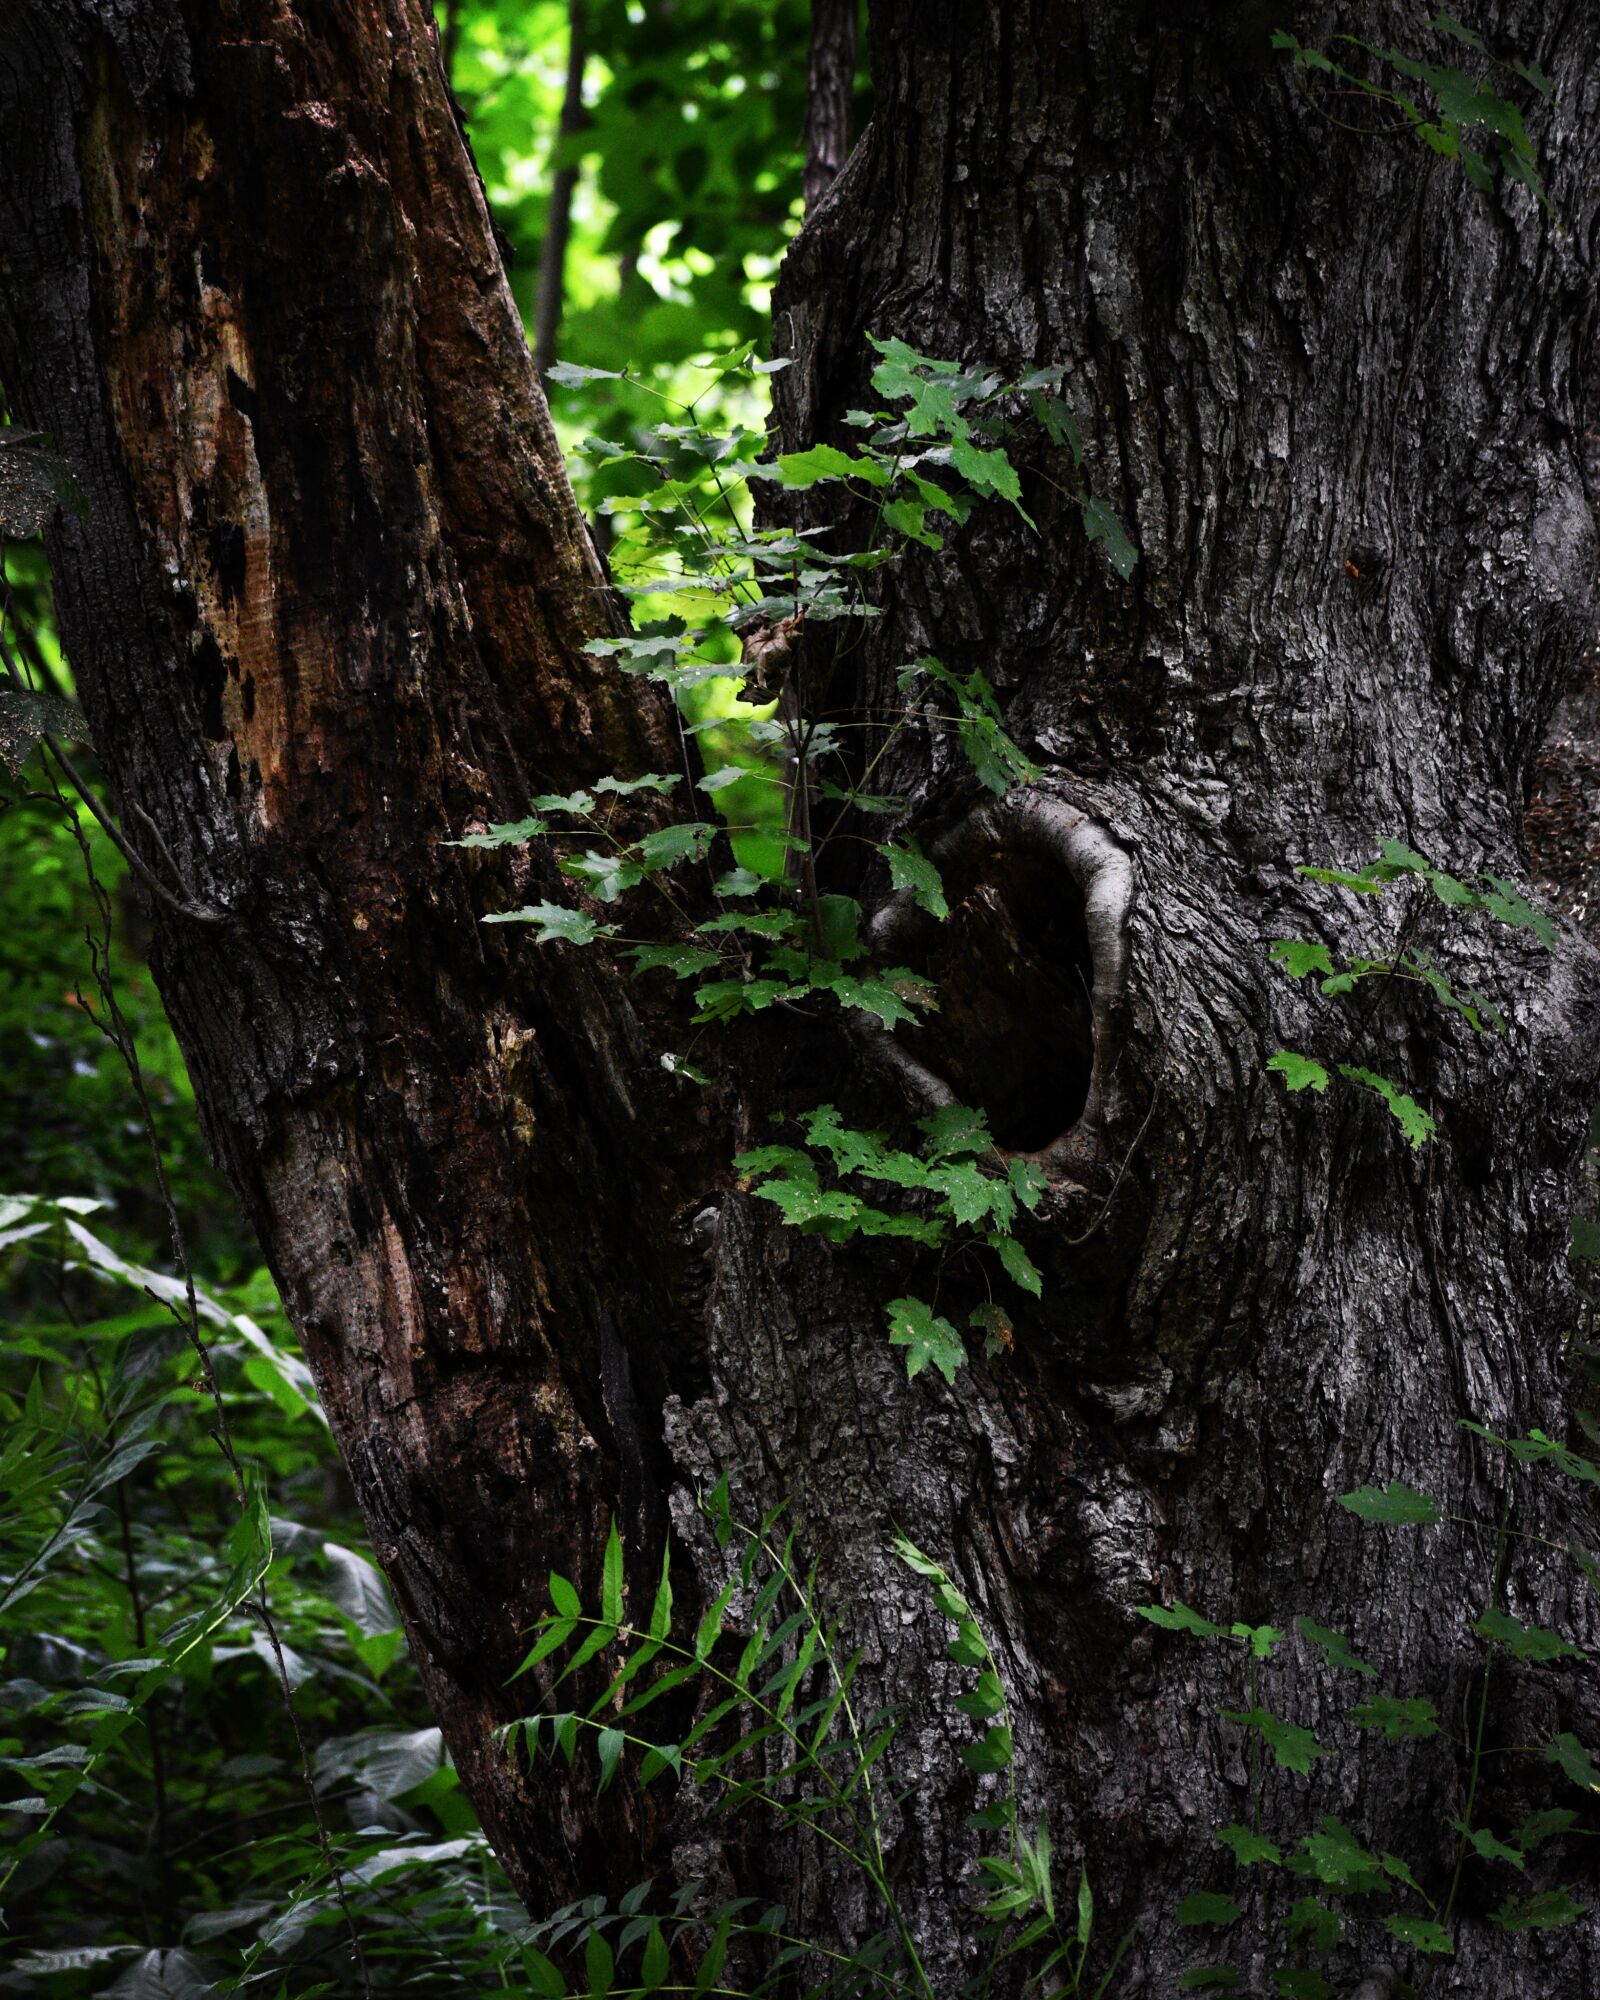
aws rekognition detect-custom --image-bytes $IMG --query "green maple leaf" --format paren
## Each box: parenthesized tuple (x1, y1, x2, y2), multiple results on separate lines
(1298, 1617, 1376, 1677)
(482, 902, 614, 945)
(1381, 1914, 1452, 1955)
(1268, 1051, 1330, 1094)
(1471, 1605, 1582, 1662)
(1135, 1600, 1227, 1640)
(1216, 1824, 1282, 1868)
(1337, 1481, 1441, 1525)
(886, 840, 949, 918)
(885, 1296, 967, 1385)
(1350, 1695, 1438, 1742)
(1268, 939, 1335, 979)
(1176, 1893, 1241, 1928)
(1081, 497, 1138, 578)
(1337, 1065, 1436, 1149)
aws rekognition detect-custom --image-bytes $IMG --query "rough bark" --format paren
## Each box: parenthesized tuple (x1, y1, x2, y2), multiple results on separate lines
(0, 0, 709, 1917)
(755, 3, 1600, 1990)
(4, 2, 1600, 1996)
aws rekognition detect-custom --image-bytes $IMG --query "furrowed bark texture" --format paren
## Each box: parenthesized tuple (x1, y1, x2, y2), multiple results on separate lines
(747, 1, 1600, 1990)
(0, 0, 715, 1915)
(5, 1, 1600, 1995)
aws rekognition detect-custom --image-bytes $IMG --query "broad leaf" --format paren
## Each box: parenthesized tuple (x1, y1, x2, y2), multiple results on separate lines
(1267, 1051, 1330, 1095)
(1175, 1893, 1241, 1929)
(886, 840, 949, 919)
(1080, 497, 1138, 578)
(885, 1296, 967, 1385)
(1337, 1481, 1440, 1525)
(1216, 1824, 1282, 1868)
(1471, 1605, 1582, 1663)
(483, 902, 613, 946)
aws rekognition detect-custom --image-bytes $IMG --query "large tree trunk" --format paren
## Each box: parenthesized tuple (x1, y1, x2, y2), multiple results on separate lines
(759, 4, 1600, 1988)
(0, 0, 709, 1915)
(4, 2, 1600, 1995)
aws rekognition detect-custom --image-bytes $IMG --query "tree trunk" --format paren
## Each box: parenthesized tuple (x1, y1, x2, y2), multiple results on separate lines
(0, 0, 708, 1918)
(759, 3, 1600, 1988)
(4, 2, 1600, 1995)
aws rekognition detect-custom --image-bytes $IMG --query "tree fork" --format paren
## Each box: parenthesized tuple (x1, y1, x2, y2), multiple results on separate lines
(5, 1, 1600, 1992)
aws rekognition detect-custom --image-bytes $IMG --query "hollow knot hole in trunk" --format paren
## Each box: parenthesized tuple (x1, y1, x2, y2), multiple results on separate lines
(869, 794, 1134, 1161)
(916, 852, 1095, 1150)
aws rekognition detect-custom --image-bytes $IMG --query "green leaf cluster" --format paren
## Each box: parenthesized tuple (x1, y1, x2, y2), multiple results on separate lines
(1273, 19, 1552, 209)
(736, 1102, 1047, 1382)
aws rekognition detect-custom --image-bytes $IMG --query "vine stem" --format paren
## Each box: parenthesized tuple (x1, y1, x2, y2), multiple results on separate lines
(1440, 1481, 1513, 1936)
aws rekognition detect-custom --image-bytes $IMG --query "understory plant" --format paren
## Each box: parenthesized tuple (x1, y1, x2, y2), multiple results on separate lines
(454, 336, 1138, 1386)
(1141, 1428, 1597, 1994)
(0, 1194, 520, 1998)
(1267, 836, 1555, 1149)
(499, 1482, 1129, 1998)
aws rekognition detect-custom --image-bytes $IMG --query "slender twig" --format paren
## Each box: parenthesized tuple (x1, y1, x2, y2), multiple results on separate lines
(1441, 1482, 1513, 1935)
(42, 734, 229, 925)
(1061, 1075, 1165, 1249)
(0, 580, 226, 924)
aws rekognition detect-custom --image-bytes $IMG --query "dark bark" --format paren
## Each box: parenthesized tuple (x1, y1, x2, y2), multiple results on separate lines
(1528, 647, 1600, 940)
(4, 2, 1600, 1996)
(0, 0, 706, 1918)
(803, 0, 856, 214)
(758, 2, 1600, 1989)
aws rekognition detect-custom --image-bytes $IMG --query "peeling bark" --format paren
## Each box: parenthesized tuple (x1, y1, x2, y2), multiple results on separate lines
(4, 2, 1600, 1995)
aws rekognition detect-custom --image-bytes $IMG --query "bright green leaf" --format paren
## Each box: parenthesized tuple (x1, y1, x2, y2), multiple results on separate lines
(886, 1296, 967, 1385)
(1268, 1051, 1330, 1095)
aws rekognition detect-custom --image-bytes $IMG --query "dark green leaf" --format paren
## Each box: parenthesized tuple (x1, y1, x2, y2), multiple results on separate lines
(885, 1296, 967, 1385)
(1298, 1618, 1376, 1677)
(1337, 1482, 1441, 1525)
(1080, 498, 1138, 578)
(1472, 1605, 1583, 1663)
(1176, 1893, 1241, 1929)
(1381, 1914, 1453, 1955)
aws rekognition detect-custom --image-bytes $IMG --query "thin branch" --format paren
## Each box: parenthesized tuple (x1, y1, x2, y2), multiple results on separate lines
(42, 734, 230, 925)
(534, 0, 588, 376)
(0, 572, 227, 924)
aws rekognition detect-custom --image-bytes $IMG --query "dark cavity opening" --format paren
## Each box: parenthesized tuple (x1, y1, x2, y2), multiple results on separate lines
(913, 851, 1095, 1152)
